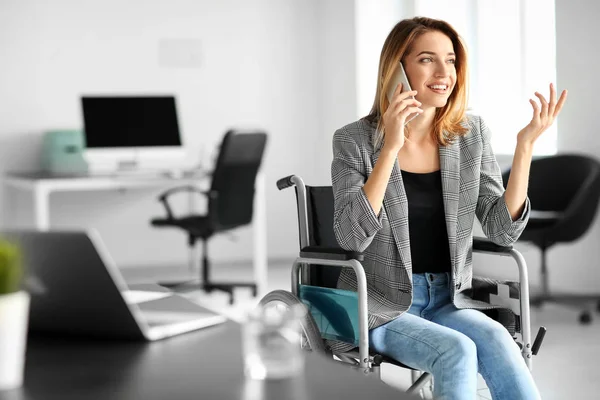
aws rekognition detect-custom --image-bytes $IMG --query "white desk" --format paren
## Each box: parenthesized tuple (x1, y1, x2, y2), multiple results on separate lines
(2, 170, 268, 296)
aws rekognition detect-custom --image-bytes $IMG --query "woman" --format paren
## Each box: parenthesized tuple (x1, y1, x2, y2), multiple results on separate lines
(331, 17, 566, 400)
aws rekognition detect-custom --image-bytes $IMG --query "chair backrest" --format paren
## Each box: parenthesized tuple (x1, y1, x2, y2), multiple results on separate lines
(299, 185, 343, 288)
(209, 130, 267, 230)
(503, 154, 600, 242)
(503, 154, 600, 211)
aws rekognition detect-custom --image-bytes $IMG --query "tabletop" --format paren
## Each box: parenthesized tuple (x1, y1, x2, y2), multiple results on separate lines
(0, 321, 416, 400)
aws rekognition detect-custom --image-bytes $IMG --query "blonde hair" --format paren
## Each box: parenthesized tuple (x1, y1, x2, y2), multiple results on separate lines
(365, 17, 470, 149)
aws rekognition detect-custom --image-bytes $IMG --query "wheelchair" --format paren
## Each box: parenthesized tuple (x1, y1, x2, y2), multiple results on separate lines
(259, 175, 547, 397)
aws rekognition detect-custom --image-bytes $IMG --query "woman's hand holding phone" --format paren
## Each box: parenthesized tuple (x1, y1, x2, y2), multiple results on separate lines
(382, 83, 423, 152)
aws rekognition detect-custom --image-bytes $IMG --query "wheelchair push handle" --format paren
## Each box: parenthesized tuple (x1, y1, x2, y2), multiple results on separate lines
(276, 175, 296, 190)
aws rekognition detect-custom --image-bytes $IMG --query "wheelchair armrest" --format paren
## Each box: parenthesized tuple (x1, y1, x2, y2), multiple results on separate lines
(156, 186, 216, 220)
(299, 246, 364, 262)
(292, 254, 370, 371)
(473, 237, 513, 254)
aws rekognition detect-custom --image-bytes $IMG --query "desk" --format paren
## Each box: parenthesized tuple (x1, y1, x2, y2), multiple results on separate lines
(0, 322, 416, 400)
(2, 171, 268, 296)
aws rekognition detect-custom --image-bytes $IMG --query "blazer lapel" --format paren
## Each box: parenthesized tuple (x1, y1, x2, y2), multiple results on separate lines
(371, 148, 412, 270)
(439, 140, 460, 274)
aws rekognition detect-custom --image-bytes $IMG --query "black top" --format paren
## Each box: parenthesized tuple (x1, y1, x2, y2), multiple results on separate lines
(401, 169, 452, 274)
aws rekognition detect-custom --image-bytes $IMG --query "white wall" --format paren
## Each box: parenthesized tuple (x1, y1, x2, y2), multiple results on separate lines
(354, 0, 406, 117)
(0, 0, 358, 268)
(542, 0, 600, 291)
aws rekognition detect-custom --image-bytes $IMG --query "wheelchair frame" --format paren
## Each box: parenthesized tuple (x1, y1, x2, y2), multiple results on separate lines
(277, 174, 544, 394)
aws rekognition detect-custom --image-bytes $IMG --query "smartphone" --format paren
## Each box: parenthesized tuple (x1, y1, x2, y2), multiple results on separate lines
(386, 62, 418, 125)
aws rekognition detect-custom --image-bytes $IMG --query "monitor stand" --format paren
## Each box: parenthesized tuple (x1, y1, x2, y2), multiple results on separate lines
(85, 148, 188, 177)
(87, 156, 153, 177)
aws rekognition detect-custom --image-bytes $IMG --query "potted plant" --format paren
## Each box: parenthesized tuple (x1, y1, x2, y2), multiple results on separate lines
(0, 239, 29, 391)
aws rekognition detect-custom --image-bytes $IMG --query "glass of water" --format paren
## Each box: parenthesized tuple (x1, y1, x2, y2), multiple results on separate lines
(242, 302, 306, 380)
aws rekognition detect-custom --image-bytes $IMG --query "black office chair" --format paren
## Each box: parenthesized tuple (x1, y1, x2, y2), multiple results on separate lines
(502, 154, 600, 323)
(151, 130, 268, 304)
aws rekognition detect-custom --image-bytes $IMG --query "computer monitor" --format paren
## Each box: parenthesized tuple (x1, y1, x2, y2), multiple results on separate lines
(81, 95, 187, 174)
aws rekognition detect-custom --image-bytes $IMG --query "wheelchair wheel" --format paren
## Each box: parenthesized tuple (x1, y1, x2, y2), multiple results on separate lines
(258, 290, 327, 355)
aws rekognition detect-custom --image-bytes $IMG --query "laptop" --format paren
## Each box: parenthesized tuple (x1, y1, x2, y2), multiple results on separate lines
(2, 230, 227, 341)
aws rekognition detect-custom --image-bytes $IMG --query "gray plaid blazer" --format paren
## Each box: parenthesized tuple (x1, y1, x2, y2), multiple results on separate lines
(329, 114, 530, 353)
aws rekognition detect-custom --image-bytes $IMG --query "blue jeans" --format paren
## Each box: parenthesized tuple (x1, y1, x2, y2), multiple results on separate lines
(369, 273, 540, 400)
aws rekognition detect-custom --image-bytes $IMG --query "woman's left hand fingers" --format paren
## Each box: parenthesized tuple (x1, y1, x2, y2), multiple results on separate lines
(529, 99, 540, 121)
(520, 83, 568, 145)
(553, 89, 568, 117)
(548, 83, 557, 116)
(534, 91, 549, 119)
(538, 83, 568, 119)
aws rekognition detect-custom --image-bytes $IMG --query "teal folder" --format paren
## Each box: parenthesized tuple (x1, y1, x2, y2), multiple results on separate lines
(299, 284, 360, 346)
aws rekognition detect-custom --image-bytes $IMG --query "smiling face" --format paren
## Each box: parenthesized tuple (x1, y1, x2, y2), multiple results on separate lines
(403, 30, 457, 110)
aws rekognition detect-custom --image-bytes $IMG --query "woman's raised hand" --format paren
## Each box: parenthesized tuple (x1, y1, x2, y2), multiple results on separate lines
(517, 83, 568, 146)
(382, 83, 423, 152)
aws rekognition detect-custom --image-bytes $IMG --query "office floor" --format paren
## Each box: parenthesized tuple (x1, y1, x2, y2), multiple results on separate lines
(122, 261, 600, 399)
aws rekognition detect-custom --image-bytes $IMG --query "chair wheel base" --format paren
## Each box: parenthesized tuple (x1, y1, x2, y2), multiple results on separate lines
(579, 312, 592, 324)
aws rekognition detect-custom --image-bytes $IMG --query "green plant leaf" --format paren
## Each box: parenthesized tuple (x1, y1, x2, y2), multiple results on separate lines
(0, 240, 23, 295)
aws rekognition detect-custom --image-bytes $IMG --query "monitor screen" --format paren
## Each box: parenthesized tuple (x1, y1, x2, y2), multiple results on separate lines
(81, 96, 182, 148)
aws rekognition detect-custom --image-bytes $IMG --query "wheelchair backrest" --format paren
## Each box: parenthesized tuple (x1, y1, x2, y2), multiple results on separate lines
(296, 185, 343, 288)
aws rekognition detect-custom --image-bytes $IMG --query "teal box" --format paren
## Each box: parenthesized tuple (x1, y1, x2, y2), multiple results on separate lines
(41, 130, 88, 175)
